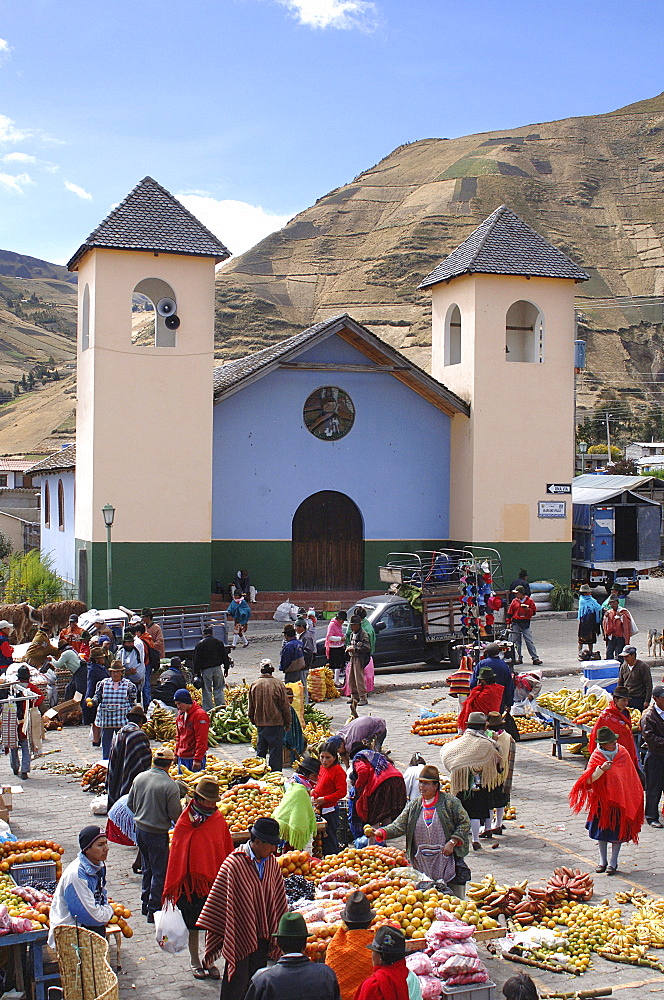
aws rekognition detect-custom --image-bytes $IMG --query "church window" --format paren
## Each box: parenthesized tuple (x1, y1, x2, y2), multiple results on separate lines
(58, 480, 65, 531)
(444, 305, 461, 366)
(81, 284, 90, 351)
(44, 481, 50, 528)
(505, 300, 544, 363)
(132, 278, 179, 348)
(303, 387, 355, 441)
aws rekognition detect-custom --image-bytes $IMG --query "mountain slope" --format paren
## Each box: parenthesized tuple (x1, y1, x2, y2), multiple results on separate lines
(215, 92, 664, 413)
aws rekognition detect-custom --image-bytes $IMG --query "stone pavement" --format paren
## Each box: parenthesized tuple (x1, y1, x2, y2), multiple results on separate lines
(6, 578, 664, 1000)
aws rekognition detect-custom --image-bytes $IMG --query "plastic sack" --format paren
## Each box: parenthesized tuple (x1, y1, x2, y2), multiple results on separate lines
(90, 794, 108, 815)
(417, 976, 442, 1000)
(430, 940, 478, 963)
(307, 669, 326, 703)
(320, 868, 359, 885)
(0, 821, 16, 845)
(274, 601, 299, 622)
(439, 955, 484, 979)
(406, 953, 433, 976)
(446, 971, 489, 986)
(285, 681, 305, 724)
(10, 916, 34, 934)
(154, 901, 188, 954)
(426, 918, 475, 947)
(364, 658, 375, 694)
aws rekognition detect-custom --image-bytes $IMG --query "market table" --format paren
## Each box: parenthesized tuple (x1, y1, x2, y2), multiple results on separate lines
(536, 709, 589, 759)
(0, 927, 59, 1000)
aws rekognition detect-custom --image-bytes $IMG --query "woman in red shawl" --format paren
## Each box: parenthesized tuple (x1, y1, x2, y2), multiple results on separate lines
(587, 686, 639, 769)
(457, 667, 504, 732)
(348, 746, 407, 837)
(163, 776, 233, 979)
(569, 725, 644, 875)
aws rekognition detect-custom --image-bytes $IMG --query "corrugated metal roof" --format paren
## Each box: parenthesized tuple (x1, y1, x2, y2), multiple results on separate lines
(419, 205, 590, 287)
(572, 473, 658, 506)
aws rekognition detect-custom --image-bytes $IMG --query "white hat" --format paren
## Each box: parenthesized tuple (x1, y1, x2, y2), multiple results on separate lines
(0, 620, 12, 630)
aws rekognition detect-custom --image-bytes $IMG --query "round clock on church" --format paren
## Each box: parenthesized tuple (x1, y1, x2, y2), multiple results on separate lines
(303, 386, 355, 441)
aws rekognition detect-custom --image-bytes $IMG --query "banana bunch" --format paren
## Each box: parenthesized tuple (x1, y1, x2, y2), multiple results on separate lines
(187, 684, 202, 704)
(537, 689, 608, 718)
(545, 867, 594, 902)
(264, 771, 285, 787)
(303, 720, 332, 751)
(467, 877, 535, 921)
(142, 705, 178, 741)
(629, 904, 664, 947)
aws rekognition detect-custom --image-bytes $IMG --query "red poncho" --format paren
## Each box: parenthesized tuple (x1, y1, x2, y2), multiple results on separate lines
(569, 744, 644, 844)
(198, 843, 287, 978)
(354, 959, 408, 1000)
(457, 683, 504, 731)
(162, 802, 234, 905)
(588, 704, 638, 767)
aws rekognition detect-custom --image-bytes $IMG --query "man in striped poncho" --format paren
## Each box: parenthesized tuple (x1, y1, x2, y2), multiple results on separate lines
(198, 817, 287, 1000)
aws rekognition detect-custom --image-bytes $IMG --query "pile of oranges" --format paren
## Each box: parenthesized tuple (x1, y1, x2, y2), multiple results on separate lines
(370, 881, 499, 939)
(310, 846, 407, 885)
(305, 922, 337, 958)
(514, 717, 552, 735)
(278, 851, 313, 876)
(410, 714, 458, 737)
(108, 900, 134, 938)
(217, 782, 283, 833)
(0, 840, 64, 878)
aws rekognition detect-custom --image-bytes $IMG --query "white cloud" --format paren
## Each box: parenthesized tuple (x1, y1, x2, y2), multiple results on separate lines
(3, 151, 35, 164)
(279, 0, 377, 29)
(0, 172, 33, 194)
(64, 179, 92, 200)
(0, 38, 10, 60)
(0, 113, 30, 144)
(177, 194, 294, 258)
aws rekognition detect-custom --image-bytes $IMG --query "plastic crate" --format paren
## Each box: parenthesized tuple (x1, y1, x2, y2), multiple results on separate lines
(442, 981, 495, 1000)
(11, 860, 58, 885)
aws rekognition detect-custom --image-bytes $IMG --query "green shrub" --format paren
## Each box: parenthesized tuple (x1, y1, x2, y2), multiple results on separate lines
(550, 581, 575, 612)
(1, 549, 64, 605)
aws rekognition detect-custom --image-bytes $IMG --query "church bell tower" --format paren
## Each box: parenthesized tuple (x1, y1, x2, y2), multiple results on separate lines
(68, 176, 230, 607)
(421, 205, 589, 584)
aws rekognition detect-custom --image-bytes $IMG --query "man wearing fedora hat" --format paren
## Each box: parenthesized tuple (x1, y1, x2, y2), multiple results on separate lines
(127, 746, 181, 922)
(199, 816, 288, 1000)
(617, 645, 652, 712)
(355, 926, 409, 1000)
(326, 891, 376, 1000)
(245, 912, 340, 1000)
(164, 776, 233, 979)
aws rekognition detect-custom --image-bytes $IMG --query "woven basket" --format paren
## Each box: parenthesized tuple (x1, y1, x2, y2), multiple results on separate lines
(54, 925, 118, 1000)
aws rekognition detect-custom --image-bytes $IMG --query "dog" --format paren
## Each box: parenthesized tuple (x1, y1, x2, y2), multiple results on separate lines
(648, 628, 664, 657)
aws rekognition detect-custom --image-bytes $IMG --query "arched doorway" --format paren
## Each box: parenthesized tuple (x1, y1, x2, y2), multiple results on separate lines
(292, 491, 364, 590)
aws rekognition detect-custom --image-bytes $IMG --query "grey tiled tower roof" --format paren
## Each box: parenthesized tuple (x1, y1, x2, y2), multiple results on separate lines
(419, 205, 589, 287)
(25, 444, 76, 475)
(67, 176, 230, 270)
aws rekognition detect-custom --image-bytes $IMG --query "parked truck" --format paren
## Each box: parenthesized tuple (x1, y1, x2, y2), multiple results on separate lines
(312, 548, 506, 670)
(572, 474, 662, 593)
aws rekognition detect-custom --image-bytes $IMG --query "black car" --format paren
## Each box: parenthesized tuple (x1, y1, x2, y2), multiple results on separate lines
(313, 594, 449, 671)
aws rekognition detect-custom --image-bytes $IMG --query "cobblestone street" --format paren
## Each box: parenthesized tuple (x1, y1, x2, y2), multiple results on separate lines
(9, 579, 664, 999)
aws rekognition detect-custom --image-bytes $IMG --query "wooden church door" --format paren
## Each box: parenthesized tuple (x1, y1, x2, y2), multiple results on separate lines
(292, 491, 364, 591)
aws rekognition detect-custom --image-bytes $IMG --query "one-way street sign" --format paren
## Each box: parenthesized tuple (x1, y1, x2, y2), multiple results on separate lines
(546, 483, 572, 495)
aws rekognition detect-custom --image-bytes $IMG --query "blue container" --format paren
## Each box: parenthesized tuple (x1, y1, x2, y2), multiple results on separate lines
(583, 660, 620, 693)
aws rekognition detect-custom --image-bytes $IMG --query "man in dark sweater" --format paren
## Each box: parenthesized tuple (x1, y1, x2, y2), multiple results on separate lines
(508, 569, 530, 603)
(246, 912, 340, 1000)
(641, 685, 664, 827)
(618, 645, 653, 712)
(193, 626, 230, 712)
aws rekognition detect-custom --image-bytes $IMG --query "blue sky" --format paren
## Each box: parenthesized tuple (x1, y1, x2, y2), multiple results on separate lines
(0, 0, 660, 265)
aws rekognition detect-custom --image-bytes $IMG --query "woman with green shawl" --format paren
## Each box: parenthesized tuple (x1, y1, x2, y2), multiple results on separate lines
(272, 756, 319, 850)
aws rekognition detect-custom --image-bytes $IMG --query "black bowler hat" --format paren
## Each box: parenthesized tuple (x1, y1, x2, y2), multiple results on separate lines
(367, 925, 406, 959)
(250, 817, 281, 845)
(341, 890, 375, 925)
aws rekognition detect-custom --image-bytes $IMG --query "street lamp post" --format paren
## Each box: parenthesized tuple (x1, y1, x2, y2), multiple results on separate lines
(102, 503, 115, 609)
(578, 440, 588, 476)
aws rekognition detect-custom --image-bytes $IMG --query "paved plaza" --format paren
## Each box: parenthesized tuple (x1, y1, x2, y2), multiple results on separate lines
(11, 580, 664, 999)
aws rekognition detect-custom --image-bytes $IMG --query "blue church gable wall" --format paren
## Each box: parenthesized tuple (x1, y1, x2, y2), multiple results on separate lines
(212, 333, 451, 541)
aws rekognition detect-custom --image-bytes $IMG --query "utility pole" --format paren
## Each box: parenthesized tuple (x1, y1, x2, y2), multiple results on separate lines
(605, 412, 612, 464)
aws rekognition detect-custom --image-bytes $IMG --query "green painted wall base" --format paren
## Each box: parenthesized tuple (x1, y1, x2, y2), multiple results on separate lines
(75, 539, 212, 609)
(212, 539, 571, 593)
(472, 542, 572, 591)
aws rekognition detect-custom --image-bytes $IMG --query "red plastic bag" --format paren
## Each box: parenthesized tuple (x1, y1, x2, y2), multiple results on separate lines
(406, 953, 433, 976)
(439, 955, 484, 979)
(417, 976, 442, 1000)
